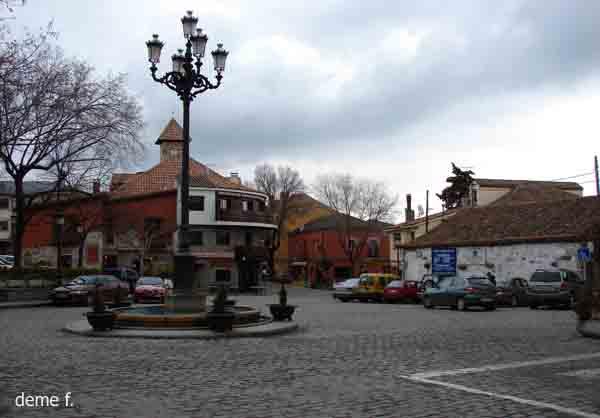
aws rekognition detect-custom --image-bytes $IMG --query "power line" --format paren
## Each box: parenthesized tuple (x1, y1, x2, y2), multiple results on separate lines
(551, 172, 594, 181)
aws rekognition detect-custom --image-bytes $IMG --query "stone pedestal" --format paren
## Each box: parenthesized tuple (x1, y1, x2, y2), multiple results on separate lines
(167, 254, 208, 313)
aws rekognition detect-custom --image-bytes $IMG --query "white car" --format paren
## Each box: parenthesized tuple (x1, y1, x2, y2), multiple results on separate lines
(332, 278, 361, 302)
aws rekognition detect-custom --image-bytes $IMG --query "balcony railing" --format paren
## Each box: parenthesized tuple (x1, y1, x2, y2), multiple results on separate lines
(216, 209, 274, 225)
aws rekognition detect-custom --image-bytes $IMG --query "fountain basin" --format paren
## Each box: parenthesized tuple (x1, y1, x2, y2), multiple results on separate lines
(112, 305, 267, 329)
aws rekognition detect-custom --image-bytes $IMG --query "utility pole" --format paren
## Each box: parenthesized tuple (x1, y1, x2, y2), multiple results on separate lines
(425, 190, 430, 233)
(595, 155, 599, 196)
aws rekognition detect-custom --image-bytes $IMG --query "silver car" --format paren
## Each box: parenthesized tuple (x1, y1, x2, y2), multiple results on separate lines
(332, 278, 361, 302)
(527, 269, 583, 309)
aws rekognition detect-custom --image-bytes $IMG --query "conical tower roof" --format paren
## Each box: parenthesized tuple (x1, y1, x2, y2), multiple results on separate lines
(155, 118, 186, 144)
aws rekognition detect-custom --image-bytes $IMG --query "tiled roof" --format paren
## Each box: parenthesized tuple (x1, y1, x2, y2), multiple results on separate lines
(111, 158, 259, 197)
(189, 170, 259, 193)
(474, 178, 582, 191)
(155, 118, 185, 144)
(0, 181, 57, 195)
(404, 196, 600, 248)
(111, 159, 208, 197)
(296, 213, 392, 234)
(488, 183, 578, 207)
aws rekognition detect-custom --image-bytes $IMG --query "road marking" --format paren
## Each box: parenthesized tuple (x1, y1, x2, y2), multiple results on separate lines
(559, 368, 600, 379)
(411, 352, 600, 379)
(402, 375, 600, 418)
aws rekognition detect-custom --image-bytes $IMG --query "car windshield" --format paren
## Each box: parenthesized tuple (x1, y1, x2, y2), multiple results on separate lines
(531, 271, 562, 282)
(387, 280, 403, 288)
(137, 277, 163, 286)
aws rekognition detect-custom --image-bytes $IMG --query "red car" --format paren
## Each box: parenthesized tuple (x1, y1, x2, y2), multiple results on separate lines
(383, 280, 419, 303)
(133, 276, 168, 304)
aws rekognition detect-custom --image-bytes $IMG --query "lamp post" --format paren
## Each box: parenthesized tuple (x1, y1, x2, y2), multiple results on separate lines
(55, 208, 65, 280)
(146, 11, 228, 308)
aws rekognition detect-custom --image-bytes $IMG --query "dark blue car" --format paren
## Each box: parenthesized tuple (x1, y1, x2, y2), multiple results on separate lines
(423, 275, 496, 311)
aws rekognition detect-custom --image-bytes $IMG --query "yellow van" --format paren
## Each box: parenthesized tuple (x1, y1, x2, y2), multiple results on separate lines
(352, 273, 400, 302)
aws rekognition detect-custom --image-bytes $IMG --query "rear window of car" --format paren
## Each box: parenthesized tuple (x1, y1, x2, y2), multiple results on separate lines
(530, 271, 562, 282)
(467, 278, 493, 286)
(138, 277, 163, 286)
(387, 280, 403, 287)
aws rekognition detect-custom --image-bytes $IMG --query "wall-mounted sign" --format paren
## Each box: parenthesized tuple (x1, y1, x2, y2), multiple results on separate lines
(432, 247, 457, 275)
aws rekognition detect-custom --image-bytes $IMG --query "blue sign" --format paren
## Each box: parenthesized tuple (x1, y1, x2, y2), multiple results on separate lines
(432, 248, 457, 274)
(578, 247, 591, 262)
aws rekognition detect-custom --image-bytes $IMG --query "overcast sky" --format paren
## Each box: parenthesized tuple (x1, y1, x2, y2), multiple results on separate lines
(8, 0, 600, 221)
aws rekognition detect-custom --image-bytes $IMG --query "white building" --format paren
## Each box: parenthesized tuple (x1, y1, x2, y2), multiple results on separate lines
(400, 195, 600, 283)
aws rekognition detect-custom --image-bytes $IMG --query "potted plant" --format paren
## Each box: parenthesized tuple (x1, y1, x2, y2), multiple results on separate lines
(86, 284, 115, 331)
(269, 279, 296, 321)
(207, 285, 235, 332)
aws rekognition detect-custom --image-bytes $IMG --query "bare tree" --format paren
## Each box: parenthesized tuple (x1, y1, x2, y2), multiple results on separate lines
(313, 174, 397, 275)
(0, 26, 144, 268)
(254, 164, 304, 275)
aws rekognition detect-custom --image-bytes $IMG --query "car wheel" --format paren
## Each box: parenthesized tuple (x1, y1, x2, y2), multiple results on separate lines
(486, 303, 496, 311)
(423, 297, 433, 309)
(457, 298, 466, 311)
(340, 298, 349, 303)
(511, 296, 518, 307)
(133, 297, 138, 304)
(529, 304, 538, 310)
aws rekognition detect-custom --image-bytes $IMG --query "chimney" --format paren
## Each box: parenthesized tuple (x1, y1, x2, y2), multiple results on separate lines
(405, 194, 415, 222)
(229, 172, 241, 185)
(93, 180, 101, 194)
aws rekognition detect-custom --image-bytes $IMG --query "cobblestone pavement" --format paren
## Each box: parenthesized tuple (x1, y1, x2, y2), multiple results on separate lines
(1, 287, 600, 418)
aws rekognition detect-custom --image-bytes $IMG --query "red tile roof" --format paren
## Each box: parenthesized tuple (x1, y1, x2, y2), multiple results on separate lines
(474, 178, 582, 191)
(404, 196, 600, 248)
(488, 183, 578, 207)
(155, 118, 185, 144)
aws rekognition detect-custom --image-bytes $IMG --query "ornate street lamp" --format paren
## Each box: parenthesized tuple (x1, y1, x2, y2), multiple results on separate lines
(146, 11, 228, 302)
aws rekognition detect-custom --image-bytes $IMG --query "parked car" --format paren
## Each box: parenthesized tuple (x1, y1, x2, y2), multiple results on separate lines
(0, 257, 12, 270)
(416, 274, 453, 301)
(527, 269, 583, 309)
(423, 275, 496, 310)
(383, 280, 419, 303)
(103, 267, 139, 293)
(49, 275, 129, 306)
(133, 276, 168, 304)
(332, 278, 361, 302)
(0, 255, 14, 267)
(352, 273, 400, 302)
(495, 277, 529, 306)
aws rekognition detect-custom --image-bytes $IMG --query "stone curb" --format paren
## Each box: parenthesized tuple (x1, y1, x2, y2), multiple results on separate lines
(576, 320, 600, 339)
(63, 319, 299, 340)
(0, 300, 53, 310)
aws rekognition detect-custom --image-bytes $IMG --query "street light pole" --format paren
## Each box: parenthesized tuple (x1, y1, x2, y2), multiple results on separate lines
(146, 11, 228, 309)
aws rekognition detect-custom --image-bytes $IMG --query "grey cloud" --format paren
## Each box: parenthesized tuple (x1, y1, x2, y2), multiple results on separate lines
(12, 1, 600, 170)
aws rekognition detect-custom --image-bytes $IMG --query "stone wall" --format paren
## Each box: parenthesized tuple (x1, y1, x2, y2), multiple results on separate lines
(404, 242, 584, 283)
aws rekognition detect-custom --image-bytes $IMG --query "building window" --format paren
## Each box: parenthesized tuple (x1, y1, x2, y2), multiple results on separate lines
(219, 199, 230, 210)
(188, 230, 203, 246)
(0, 198, 8, 209)
(348, 239, 356, 251)
(242, 200, 249, 211)
(258, 201, 266, 212)
(189, 196, 205, 211)
(216, 231, 230, 246)
(215, 269, 231, 282)
(367, 240, 379, 257)
(410, 231, 416, 241)
(247, 200, 254, 211)
(0, 221, 8, 231)
(245, 231, 253, 246)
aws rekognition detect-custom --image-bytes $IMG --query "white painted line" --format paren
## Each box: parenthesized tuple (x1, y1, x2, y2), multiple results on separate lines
(402, 375, 600, 418)
(559, 368, 600, 378)
(411, 352, 600, 379)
